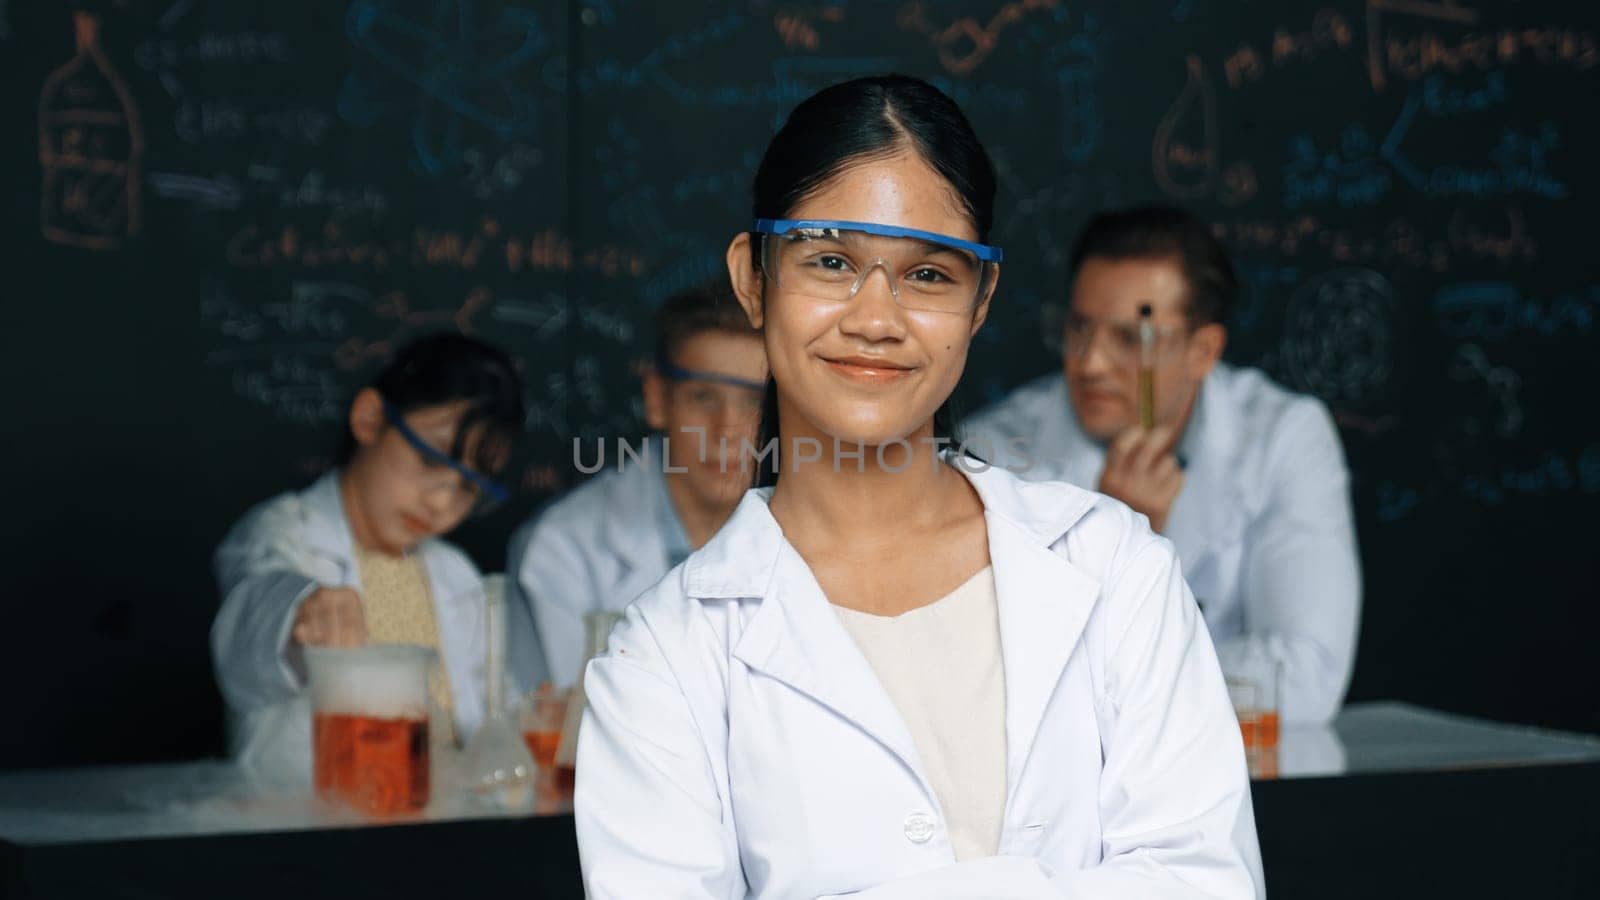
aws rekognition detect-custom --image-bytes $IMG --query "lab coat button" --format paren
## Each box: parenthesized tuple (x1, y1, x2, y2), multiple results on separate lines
(903, 811, 935, 843)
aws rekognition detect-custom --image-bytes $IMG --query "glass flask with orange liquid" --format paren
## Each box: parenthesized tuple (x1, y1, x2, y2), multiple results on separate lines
(1227, 651, 1282, 753)
(306, 645, 435, 815)
(521, 682, 566, 770)
(547, 610, 622, 792)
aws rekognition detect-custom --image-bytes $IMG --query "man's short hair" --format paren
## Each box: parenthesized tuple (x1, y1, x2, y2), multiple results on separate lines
(1068, 206, 1238, 328)
(654, 283, 760, 365)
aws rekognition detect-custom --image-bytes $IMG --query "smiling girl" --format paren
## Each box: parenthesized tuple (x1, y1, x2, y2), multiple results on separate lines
(575, 76, 1261, 899)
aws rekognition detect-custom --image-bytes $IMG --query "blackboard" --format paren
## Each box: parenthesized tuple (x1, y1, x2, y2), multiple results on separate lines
(3, 0, 1596, 767)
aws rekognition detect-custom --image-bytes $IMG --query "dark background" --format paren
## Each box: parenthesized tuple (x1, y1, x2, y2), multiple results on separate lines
(2, 0, 1595, 768)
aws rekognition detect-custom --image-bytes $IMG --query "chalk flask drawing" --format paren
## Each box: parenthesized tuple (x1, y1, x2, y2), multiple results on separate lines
(39, 11, 144, 250)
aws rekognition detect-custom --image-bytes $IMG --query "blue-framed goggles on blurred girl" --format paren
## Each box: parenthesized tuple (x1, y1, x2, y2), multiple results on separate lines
(753, 219, 1002, 315)
(654, 352, 767, 393)
(382, 401, 510, 516)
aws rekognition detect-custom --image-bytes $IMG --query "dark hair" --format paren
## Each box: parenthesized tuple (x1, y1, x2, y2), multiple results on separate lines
(654, 282, 758, 367)
(750, 74, 996, 244)
(746, 74, 994, 486)
(1068, 206, 1237, 328)
(339, 332, 524, 475)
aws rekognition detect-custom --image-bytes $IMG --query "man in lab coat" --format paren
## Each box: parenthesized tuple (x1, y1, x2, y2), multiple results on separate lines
(966, 206, 1361, 724)
(505, 285, 767, 690)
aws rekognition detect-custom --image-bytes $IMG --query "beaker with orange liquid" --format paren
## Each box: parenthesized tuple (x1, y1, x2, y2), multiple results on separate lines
(306, 645, 435, 815)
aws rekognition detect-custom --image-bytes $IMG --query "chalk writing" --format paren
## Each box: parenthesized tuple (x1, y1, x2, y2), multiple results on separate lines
(774, 5, 844, 50)
(1282, 125, 1391, 210)
(229, 355, 346, 425)
(265, 169, 390, 218)
(174, 99, 332, 146)
(135, 32, 292, 74)
(1459, 447, 1600, 507)
(1382, 91, 1567, 199)
(994, 161, 1121, 271)
(896, 0, 1063, 76)
(223, 218, 645, 278)
(1446, 206, 1536, 265)
(492, 296, 568, 340)
(1375, 480, 1422, 522)
(460, 144, 544, 198)
(1435, 283, 1599, 340)
(1365, 0, 1482, 92)
(576, 13, 747, 97)
(1222, 8, 1355, 88)
(1368, 0, 1597, 91)
(1215, 209, 1537, 272)
(1048, 14, 1107, 164)
(524, 370, 572, 438)
(1420, 70, 1508, 116)
(146, 172, 241, 211)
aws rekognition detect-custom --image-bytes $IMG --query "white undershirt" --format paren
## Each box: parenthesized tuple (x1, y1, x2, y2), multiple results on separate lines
(833, 566, 1007, 860)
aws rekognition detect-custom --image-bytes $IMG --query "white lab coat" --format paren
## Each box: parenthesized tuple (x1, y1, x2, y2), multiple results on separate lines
(576, 462, 1263, 899)
(965, 363, 1361, 724)
(506, 439, 683, 690)
(211, 471, 492, 782)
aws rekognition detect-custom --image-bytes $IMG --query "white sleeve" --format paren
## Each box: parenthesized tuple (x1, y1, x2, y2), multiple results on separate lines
(837, 537, 1262, 900)
(210, 504, 325, 713)
(575, 603, 746, 899)
(519, 519, 597, 690)
(1215, 400, 1361, 724)
(503, 519, 552, 692)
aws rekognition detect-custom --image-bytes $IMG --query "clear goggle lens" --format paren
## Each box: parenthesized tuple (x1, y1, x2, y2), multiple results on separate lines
(755, 219, 1001, 315)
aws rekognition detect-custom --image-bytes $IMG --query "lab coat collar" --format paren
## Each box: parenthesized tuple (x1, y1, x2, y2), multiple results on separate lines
(690, 463, 1102, 803)
(684, 462, 1097, 599)
(299, 471, 356, 574)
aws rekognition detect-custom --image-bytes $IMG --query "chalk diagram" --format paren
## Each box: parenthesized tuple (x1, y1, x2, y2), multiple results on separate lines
(1279, 268, 1399, 406)
(338, 0, 550, 174)
(1152, 55, 1217, 201)
(39, 12, 144, 249)
(1448, 343, 1523, 440)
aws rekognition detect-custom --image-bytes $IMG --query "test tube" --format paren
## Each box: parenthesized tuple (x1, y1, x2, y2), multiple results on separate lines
(1137, 303, 1156, 430)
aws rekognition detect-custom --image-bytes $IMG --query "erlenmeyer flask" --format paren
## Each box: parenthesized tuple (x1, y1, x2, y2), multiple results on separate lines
(39, 11, 143, 248)
(459, 574, 537, 811)
(552, 610, 622, 782)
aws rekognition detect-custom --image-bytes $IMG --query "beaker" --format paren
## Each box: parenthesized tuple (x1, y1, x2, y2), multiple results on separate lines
(306, 644, 434, 815)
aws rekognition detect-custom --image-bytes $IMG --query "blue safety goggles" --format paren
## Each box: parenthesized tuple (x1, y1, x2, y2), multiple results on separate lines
(382, 401, 511, 514)
(655, 353, 768, 393)
(752, 218, 1002, 315)
(754, 219, 1003, 262)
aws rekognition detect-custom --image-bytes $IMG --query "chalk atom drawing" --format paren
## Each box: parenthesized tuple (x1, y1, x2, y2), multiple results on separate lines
(339, 0, 551, 174)
(1280, 267, 1399, 405)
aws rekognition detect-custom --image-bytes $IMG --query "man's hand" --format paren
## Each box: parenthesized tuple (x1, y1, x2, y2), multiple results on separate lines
(292, 587, 367, 647)
(1098, 425, 1185, 534)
